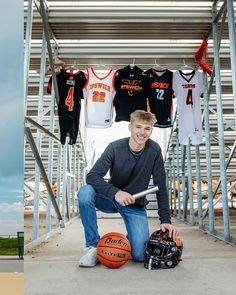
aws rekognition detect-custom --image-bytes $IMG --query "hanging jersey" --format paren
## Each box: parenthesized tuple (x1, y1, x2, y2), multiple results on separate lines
(173, 70, 204, 145)
(114, 65, 148, 122)
(83, 68, 116, 128)
(145, 68, 174, 128)
(47, 69, 86, 145)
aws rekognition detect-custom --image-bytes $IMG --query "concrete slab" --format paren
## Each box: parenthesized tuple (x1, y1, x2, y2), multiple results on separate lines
(24, 217, 236, 295)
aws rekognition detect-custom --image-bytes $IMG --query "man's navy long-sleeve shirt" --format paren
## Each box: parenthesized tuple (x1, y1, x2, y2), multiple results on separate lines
(86, 137, 171, 224)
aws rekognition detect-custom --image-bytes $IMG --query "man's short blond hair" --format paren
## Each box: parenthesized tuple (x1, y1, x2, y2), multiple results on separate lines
(130, 110, 157, 126)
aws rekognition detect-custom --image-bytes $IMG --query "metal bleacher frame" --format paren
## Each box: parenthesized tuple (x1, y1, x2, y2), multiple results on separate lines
(24, 0, 236, 247)
(165, 1, 236, 244)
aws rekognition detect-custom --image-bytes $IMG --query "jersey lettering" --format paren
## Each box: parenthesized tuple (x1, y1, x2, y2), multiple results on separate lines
(89, 83, 111, 92)
(65, 87, 74, 111)
(182, 84, 196, 89)
(151, 82, 169, 89)
(186, 89, 193, 106)
(121, 79, 142, 96)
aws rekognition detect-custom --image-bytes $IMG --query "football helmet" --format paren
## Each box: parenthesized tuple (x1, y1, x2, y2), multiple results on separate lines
(144, 229, 183, 270)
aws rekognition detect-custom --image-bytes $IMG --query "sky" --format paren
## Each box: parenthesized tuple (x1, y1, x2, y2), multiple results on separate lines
(0, 1, 24, 236)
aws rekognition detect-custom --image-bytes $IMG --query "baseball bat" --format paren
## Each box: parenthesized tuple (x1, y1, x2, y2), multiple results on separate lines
(132, 186, 159, 199)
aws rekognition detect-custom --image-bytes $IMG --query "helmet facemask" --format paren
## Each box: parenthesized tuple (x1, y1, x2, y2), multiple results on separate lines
(144, 230, 183, 270)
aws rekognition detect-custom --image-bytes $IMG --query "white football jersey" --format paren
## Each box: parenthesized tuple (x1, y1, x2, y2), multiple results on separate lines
(173, 70, 204, 145)
(83, 68, 116, 128)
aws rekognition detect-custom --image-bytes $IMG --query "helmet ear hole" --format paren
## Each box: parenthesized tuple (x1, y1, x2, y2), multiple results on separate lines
(144, 229, 183, 270)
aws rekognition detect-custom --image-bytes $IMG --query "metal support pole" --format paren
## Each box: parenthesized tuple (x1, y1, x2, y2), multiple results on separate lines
(203, 73, 215, 233)
(39, 0, 60, 105)
(168, 160, 173, 213)
(181, 145, 187, 221)
(56, 145, 62, 228)
(187, 142, 194, 225)
(24, 0, 33, 113)
(76, 150, 80, 214)
(46, 90, 56, 234)
(195, 145, 203, 229)
(226, 0, 236, 128)
(61, 141, 68, 226)
(72, 146, 76, 216)
(212, 3, 231, 241)
(67, 145, 72, 221)
(32, 30, 47, 240)
(176, 137, 182, 219)
(172, 148, 177, 216)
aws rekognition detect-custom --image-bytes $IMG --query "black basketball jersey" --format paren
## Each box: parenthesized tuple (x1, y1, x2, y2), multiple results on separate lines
(114, 65, 148, 122)
(47, 69, 86, 145)
(145, 68, 174, 128)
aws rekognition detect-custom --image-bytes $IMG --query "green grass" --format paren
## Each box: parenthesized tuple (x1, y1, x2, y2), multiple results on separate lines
(0, 237, 19, 255)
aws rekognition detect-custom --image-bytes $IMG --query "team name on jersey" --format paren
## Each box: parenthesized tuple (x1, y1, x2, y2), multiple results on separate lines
(121, 79, 142, 96)
(182, 84, 196, 89)
(151, 82, 169, 89)
(89, 83, 111, 92)
(66, 80, 75, 85)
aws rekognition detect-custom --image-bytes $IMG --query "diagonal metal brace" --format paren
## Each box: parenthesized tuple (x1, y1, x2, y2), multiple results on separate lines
(25, 126, 62, 220)
(203, 139, 236, 219)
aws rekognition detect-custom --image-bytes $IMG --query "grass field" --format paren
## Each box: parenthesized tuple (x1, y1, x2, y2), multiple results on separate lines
(0, 237, 19, 255)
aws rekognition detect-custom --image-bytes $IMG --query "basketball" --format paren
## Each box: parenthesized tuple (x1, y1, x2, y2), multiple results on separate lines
(97, 232, 131, 269)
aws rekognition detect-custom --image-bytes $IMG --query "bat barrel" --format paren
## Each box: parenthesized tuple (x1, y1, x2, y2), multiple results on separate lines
(132, 186, 159, 199)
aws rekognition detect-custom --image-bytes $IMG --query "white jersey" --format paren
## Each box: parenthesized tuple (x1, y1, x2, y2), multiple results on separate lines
(173, 70, 204, 145)
(83, 68, 116, 128)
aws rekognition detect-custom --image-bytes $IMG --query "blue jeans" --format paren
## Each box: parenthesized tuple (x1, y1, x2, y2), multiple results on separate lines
(78, 184, 149, 262)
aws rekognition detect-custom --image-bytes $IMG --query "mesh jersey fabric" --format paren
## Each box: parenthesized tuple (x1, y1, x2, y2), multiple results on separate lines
(114, 65, 148, 122)
(47, 69, 86, 145)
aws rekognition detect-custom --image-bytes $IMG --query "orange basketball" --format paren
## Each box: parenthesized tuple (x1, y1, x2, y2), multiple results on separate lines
(97, 232, 131, 269)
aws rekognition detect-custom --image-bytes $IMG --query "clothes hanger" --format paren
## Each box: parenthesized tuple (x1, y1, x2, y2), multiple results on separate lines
(179, 59, 195, 71)
(130, 58, 135, 69)
(53, 56, 65, 66)
(153, 59, 165, 71)
(94, 63, 110, 70)
(66, 60, 79, 72)
(92, 63, 111, 76)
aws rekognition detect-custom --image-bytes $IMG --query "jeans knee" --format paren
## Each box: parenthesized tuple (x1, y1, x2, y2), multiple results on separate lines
(78, 184, 95, 206)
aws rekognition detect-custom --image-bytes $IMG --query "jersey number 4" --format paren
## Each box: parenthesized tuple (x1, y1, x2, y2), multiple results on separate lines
(186, 89, 193, 106)
(65, 87, 74, 111)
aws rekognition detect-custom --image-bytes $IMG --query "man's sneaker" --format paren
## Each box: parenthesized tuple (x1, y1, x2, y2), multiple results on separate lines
(79, 247, 98, 267)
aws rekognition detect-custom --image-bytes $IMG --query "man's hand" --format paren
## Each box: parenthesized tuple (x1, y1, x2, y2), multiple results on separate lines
(160, 223, 180, 240)
(114, 191, 135, 206)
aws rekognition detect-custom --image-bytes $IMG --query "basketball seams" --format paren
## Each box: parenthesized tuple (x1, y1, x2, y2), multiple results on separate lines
(97, 245, 131, 253)
(97, 232, 131, 268)
(97, 254, 128, 264)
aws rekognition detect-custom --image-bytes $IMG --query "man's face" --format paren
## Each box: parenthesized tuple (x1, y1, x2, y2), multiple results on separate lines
(128, 120, 153, 146)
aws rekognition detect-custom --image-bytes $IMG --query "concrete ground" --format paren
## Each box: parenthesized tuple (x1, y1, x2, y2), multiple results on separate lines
(24, 217, 236, 295)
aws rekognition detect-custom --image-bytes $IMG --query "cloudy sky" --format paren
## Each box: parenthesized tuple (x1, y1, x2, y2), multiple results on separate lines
(0, 1, 24, 236)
